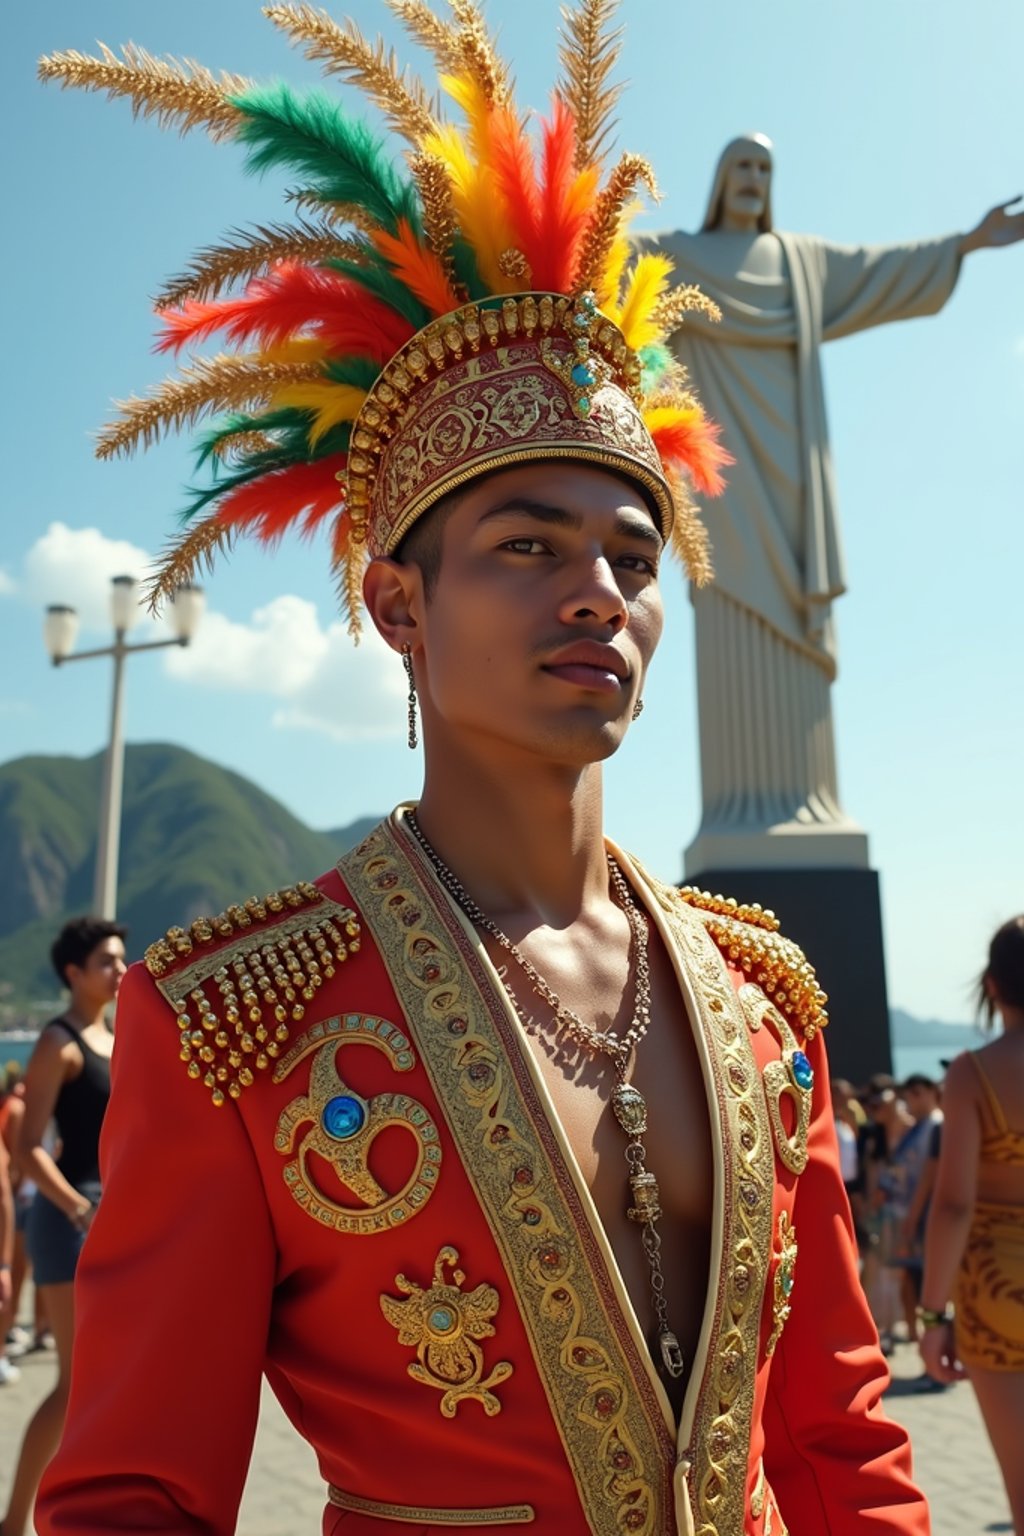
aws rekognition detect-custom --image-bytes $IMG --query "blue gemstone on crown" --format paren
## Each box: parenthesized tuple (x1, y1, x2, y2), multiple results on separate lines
(790, 1051, 814, 1092)
(571, 363, 596, 387)
(430, 1307, 455, 1332)
(322, 1094, 366, 1140)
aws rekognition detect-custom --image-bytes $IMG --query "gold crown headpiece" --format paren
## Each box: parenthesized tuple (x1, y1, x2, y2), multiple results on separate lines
(41, 1, 730, 633)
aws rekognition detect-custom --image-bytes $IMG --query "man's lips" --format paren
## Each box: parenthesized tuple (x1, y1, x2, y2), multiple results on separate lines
(541, 643, 630, 691)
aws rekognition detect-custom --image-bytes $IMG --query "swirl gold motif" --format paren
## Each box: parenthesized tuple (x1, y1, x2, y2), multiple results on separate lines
(273, 1014, 441, 1234)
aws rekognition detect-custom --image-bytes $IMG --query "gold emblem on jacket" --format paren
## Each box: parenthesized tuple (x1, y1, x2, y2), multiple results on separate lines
(273, 1014, 442, 1234)
(381, 1246, 514, 1417)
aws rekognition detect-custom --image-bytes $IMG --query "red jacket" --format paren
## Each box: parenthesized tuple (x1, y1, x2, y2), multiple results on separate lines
(38, 813, 928, 1535)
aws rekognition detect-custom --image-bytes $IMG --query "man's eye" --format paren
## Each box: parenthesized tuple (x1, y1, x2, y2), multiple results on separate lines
(501, 537, 547, 555)
(617, 554, 658, 575)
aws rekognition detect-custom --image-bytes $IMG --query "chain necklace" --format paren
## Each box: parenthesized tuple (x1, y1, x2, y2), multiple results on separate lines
(405, 809, 685, 1380)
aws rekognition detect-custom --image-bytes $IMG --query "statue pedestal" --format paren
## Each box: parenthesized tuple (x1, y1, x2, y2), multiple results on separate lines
(683, 861, 892, 1086)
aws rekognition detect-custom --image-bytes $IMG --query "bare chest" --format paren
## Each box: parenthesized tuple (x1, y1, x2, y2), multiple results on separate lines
(519, 942, 714, 1390)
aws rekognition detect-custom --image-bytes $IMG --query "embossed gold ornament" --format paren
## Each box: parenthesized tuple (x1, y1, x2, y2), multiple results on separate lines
(766, 1211, 798, 1357)
(739, 985, 812, 1175)
(380, 1246, 513, 1417)
(274, 1016, 441, 1234)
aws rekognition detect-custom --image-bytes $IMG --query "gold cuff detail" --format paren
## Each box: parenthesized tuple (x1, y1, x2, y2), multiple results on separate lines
(326, 1485, 535, 1523)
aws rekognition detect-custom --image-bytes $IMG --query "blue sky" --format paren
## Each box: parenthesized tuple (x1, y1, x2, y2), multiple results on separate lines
(1, 0, 1021, 1023)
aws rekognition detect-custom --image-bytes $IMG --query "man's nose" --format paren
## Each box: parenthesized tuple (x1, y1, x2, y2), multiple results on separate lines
(559, 558, 628, 631)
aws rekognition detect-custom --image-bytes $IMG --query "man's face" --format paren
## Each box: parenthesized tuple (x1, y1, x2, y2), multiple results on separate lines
(67, 936, 127, 1009)
(902, 1083, 938, 1122)
(415, 463, 664, 767)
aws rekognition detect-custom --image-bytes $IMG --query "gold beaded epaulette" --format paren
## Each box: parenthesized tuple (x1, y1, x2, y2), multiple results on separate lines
(678, 887, 828, 1041)
(144, 882, 361, 1106)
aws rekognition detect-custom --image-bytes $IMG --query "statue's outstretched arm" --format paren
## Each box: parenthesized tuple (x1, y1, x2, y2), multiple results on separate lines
(960, 195, 1024, 254)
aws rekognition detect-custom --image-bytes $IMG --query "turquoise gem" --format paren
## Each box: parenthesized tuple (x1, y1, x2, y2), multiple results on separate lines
(322, 1094, 365, 1140)
(430, 1307, 455, 1332)
(574, 311, 590, 327)
(781, 1271, 794, 1295)
(790, 1050, 814, 1092)
(571, 363, 596, 387)
(578, 397, 591, 414)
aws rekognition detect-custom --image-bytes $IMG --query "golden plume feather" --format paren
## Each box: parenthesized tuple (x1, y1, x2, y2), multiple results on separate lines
(153, 217, 366, 309)
(383, 0, 462, 71)
(652, 282, 722, 332)
(145, 514, 237, 615)
(557, 0, 624, 171)
(576, 153, 659, 296)
(96, 353, 324, 461)
(263, 5, 440, 145)
(664, 464, 713, 588)
(209, 429, 279, 461)
(449, 0, 512, 105)
(409, 152, 460, 284)
(335, 543, 369, 639)
(283, 188, 383, 234)
(37, 43, 250, 141)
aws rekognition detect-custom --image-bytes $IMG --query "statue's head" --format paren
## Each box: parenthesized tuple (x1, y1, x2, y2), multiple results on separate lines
(702, 133, 774, 233)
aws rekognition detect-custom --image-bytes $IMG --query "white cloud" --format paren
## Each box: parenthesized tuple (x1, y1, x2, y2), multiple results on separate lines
(165, 594, 404, 741)
(14, 523, 404, 742)
(21, 522, 163, 636)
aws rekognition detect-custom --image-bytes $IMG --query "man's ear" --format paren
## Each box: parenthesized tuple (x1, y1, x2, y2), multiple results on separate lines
(362, 556, 424, 653)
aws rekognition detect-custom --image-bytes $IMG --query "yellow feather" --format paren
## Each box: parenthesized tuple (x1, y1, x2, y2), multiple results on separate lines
(269, 382, 367, 443)
(611, 251, 674, 350)
(257, 337, 330, 366)
(424, 75, 517, 292)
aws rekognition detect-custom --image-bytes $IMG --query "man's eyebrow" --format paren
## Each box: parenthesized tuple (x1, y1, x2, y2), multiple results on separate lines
(477, 498, 663, 549)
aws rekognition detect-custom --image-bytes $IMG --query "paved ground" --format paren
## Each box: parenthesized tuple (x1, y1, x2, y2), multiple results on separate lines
(0, 1326, 1011, 1533)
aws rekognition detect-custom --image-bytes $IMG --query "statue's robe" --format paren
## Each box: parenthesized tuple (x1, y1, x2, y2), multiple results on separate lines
(37, 810, 928, 1536)
(648, 230, 961, 855)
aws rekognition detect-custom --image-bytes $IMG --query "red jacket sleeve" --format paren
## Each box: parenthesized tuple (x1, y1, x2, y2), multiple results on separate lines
(762, 1030, 930, 1535)
(37, 962, 277, 1535)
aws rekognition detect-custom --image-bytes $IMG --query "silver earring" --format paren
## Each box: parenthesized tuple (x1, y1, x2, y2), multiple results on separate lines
(402, 644, 418, 749)
(631, 698, 644, 721)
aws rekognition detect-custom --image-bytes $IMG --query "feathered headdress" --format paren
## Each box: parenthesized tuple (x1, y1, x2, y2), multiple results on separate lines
(41, 1, 729, 634)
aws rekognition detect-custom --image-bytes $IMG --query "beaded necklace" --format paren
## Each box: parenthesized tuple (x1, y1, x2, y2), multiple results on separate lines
(405, 810, 684, 1379)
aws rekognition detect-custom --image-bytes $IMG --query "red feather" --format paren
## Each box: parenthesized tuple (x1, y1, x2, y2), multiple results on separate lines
(372, 221, 460, 317)
(214, 454, 347, 544)
(650, 412, 733, 497)
(489, 104, 542, 264)
(535, 97, 597, 292)
(156, 265, 413, 365)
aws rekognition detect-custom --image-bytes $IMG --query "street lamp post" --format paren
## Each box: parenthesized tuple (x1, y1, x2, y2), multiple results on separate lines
(44, 576, 205, 920)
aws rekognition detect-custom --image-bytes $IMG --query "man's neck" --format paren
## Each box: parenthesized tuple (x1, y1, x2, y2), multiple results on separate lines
(413, 748, 610, 930)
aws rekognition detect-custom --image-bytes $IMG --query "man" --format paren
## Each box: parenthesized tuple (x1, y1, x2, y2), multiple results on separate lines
(37, 5, 929, 1532)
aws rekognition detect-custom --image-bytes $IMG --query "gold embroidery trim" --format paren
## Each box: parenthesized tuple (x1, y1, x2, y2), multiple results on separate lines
(739, 984, 812, 1175)
(340, 822, 672, 1536)
(643, 871, 775, 1536)
(381, 1245, 513, 1415)
(679, 887, 828, 1040)
(273, 1016, 441, 1234)
(326, 1485, 535, 1524)
(149, 890, 361, 1105)
(766, 1211, 798, 1358)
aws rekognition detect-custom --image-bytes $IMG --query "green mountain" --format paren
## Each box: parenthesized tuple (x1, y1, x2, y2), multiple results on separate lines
(0, 745, 379, 1021)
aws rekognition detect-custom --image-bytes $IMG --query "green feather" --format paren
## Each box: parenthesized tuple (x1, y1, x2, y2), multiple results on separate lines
(451, 236, 485, 301)
(231, 84, 420, 238)
(639, 341, 673, 389)
(179, 457, 293, 525)
(194, 408, 310, 470)
(326, 355, 382, 390)
(328, 255, 430, 331)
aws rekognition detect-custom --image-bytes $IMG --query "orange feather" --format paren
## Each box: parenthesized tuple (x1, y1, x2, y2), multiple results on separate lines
(371, 220, 460, 317)
(647, 407, 732, 497)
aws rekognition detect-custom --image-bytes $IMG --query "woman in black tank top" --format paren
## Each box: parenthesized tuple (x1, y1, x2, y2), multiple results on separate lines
(2, 919, 125, 1536)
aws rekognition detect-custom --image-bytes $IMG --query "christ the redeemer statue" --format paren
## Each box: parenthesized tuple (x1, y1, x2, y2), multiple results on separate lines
(649, 134, 1023, 876)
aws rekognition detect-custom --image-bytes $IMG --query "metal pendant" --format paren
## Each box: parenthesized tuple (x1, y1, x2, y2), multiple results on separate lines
(659, 1327, 685, 1378)
(611, 1081, 648, 1135)
(627, 1169, 662, 1223)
